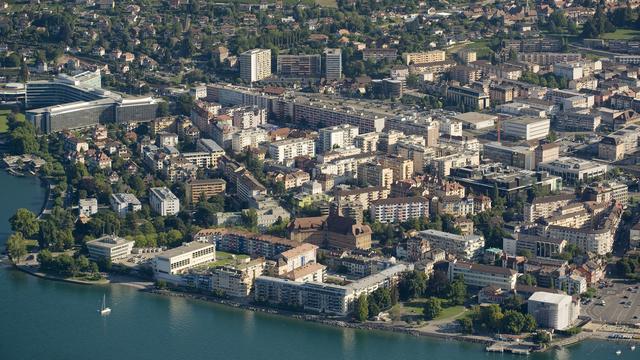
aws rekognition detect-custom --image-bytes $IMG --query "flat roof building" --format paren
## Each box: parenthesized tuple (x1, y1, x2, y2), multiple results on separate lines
(154, 242, 216, 277)
(528, 292, 579, 330)
(149, 187, 180, 216)
(86, 235, 134, 261)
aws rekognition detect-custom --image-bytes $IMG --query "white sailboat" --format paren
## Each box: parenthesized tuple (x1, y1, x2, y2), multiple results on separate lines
(98, 294, 111, 316)
(615, 350, 622, 356)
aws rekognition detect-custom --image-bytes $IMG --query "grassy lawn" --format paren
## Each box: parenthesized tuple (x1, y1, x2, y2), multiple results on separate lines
(394, 299, 466, 321)
(315, 0, 337, 7)
(600, 28, 640, 40)
(0, 110, 25, 133)
(207, 251, 249, 267)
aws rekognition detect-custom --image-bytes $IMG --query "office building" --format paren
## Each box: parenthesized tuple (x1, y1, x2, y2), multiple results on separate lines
(86, 235, 134, 261)
(240, 49, 272, 83)
(501, 116, 550, 141)
(324, 48, 342, 80)
(528, 292, 579, 330)
(483, 142, 536, 170)
(448, 261, 518, 290)
(453, 112, 497, 130)
(154, 242, 216, 277)
(537, 157, 608, 184)
(149, 187, 180, 216)
(370, 196, 429, 223)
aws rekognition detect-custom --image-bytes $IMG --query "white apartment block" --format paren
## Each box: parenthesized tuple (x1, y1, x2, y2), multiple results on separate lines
(231, 106, 267, 129)
(240, 49, 272, 83)
(154, 242, 216, 277)
(501, 116, 550, 141)
(418, 229, 485, 260)
(448, 261, 518, 290)
(528, 292, 579, 330)
(149, 187, 180, 216)
(370, 196, 430, 223)
(318, 124, 359, 153)
(110, 193, 142, 217)
(232, 128, 268, 153)
(354, 132, 380, 152)
(86, 235, 134, 261)
(276, 243, 318, 275)
(268, 138, 315, 163)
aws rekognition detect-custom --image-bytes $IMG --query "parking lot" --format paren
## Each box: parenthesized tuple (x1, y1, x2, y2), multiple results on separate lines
(583, 282, 640, 325)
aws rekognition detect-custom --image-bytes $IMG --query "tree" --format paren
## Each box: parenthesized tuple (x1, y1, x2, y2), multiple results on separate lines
(457, 317, 474, 334)
(10, 208, 40, 238)
(448, 277, 467, 305)
(423, 297, 443, 320)
(398, 270, 428, 300)
(501, 310, 527, 334)
(6, 232, 27, 262)
(355, 294, 369, 322)
(517, 273, 537, 286)
(156, 101, 169, 117)
(426, 270, 450, 297)
(241, 209, 258, 230)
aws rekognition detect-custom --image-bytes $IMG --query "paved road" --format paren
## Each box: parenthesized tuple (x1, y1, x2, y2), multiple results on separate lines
(583, 282, 640, 325)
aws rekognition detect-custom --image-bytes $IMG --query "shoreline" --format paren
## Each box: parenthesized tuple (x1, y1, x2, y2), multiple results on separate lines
(8, 262, 640, 353)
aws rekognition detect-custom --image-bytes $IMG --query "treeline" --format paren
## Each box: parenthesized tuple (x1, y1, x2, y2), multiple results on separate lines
(354, 287, 399, 321)
(458, 303, 537, 335)
(37, 250, 102, 279)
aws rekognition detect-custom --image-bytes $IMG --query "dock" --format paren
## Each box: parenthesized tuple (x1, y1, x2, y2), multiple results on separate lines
(486, 343, 531, 355)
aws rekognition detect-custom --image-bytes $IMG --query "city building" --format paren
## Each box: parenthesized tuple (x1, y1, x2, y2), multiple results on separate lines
(402, 50, 446, 65)
(186, 179, 226, 205)
(288, 215, 373, 250)
(452, 112, 497, 130)
(501, 116, 550, 141)
(86, 235, 134, 261)
(268, 137, 316, 163)
(448, 260, 518, 290)
(357, 162, 394, 188)
(318, 124, 359, 153)
(370, 196, 429, 223)
(446, 86, 490, 111)
(537, 157, 608, 184)
(483, 142, 535, 170)
(149, 187, 180, 216)
(417, 229, 485, 260)
(239, 49, 272, 83)
(110, 193, 142, 217)
(154, 242, 216, 278)
(502, 233, 567, 258)
(324, 48, 342, 80)
(527, 292, 579, 330)
(78, 198, 98, 217)
(277, 54, 322, 78)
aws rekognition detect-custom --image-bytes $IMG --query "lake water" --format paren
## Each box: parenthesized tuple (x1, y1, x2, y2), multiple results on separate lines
(0, 171, 633, 359)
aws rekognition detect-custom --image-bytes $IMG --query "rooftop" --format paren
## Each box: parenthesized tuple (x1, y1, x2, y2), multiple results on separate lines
(157, 242, 214, 260)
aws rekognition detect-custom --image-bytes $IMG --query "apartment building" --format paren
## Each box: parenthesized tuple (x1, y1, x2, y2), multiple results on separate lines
(448, 260, 518, 290)
(524, 194, 575, 223)
(194, 228, 297, 259)
(334, 186, 390, 211)
(378, 155, 414, 181)
(274, 243, 318, 275)
(231, 128, 268, 153)
(149, 187, 180, 216)
(501, 116, 550, 141)
(417, 229, 485, 260)
(277, 54, 321, 78)
(195, 139, 225, 167)
(290, 97, 386, 133)
(362, 48, 398, 62)
(353, 132, 379, 153)
(237, 172, 267, 203)
(154, 242, 216, 278)
(231, 106, 267, 129)
(268, 137, 316, 163)
(402, 50, 446, 65)
(370, 196, 430, 223)
(239, 49, 272, 83)
(324, 48, 342, 80)
(528, 292, 579, 330)
(86, 235, 134, 261)
(430, 151, 480, 178)
(110, 193, 142, 217)
(582, 181, 629, 208)
(502, 233, 567, 258)
(207, 258, 266, 297)
(598, 125, 640, 161)
(318, 124, 359, 153)
(186, 179, 226, 205)
(357, 162, 394, 188)
(517, 52, 582, 66)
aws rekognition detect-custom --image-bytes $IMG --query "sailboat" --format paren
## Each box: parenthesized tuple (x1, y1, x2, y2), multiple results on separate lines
(615, 350, 622, 356)
(98, 294, 111, 316)
(631, 345, 636, 351)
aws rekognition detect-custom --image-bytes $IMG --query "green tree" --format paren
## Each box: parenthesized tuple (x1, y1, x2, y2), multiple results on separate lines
(355, 294, 369, 322)
(448, 277, 467, 305)
(423, 297, 443, 320)
(10, 208, 40, 238)
(457, 317, 474, 334)
(241, 209, 258, 230)
(6, 232, 27, 262)
(501, 310, 527, 334)
(398, 270, 428, 300)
